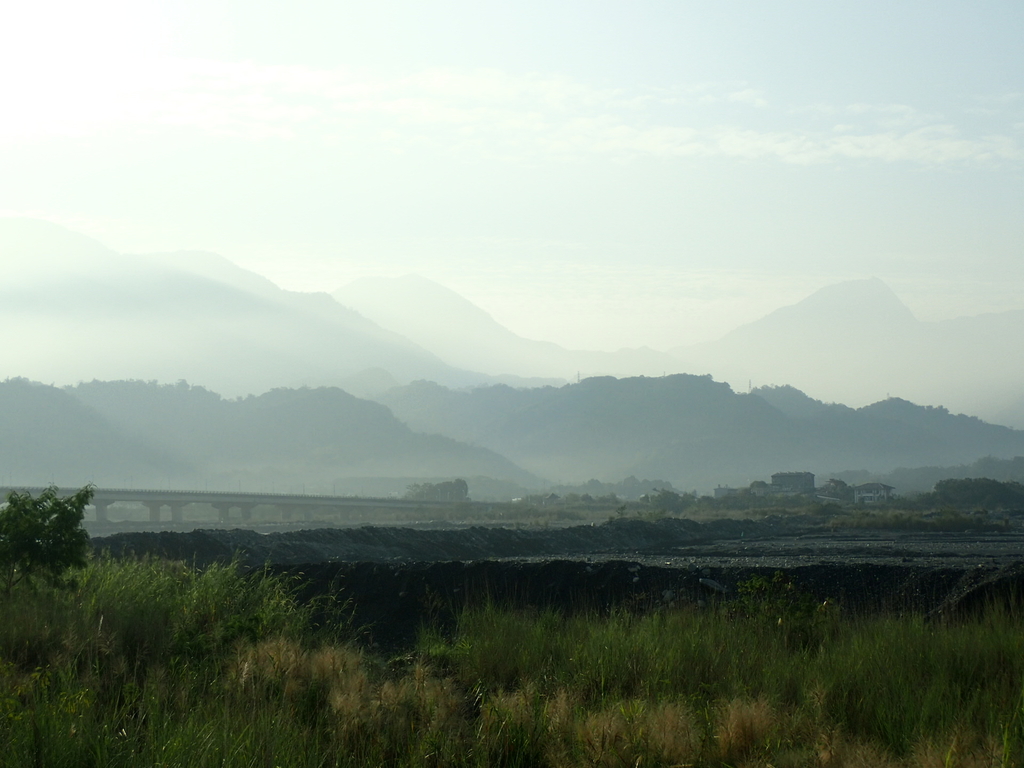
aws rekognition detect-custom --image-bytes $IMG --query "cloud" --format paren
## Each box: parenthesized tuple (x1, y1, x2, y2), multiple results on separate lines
(727, 89, 769, 108)
(708, 125, 1021, 165)
(2, 57, 1019, 167)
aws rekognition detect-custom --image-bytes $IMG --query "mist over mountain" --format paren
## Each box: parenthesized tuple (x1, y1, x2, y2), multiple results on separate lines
(6, 218, 1024, 499)
(377, 375, 1024, 490)
(335, 273, 1024, 431)
(833, 456, 1024, 495)
(673, 277, 1024, 427)
(333, 275, 683, 381)
(0, 379, 537, 493)
(0, 219, 497, 397)
(6, 372, 1019, 498)
(8, 219, 1024, 434)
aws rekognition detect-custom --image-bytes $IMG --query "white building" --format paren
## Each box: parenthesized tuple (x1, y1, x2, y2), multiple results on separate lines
(852, 483, 896, 503)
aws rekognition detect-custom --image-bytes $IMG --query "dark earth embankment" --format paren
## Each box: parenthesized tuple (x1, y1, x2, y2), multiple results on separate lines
(92, 517, 1024, 651)
(269, 559, 1024, 651)
(92, 516, 771, 567)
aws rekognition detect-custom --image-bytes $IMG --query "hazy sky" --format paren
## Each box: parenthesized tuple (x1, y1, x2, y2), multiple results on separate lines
(2, 1, 1021, 350)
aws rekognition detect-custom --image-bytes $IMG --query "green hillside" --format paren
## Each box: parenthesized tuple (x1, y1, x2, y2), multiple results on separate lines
(378, 375, 1024, 488)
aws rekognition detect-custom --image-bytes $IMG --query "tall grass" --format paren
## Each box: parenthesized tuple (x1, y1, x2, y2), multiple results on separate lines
(3, 556, 1024, 766)
(0, 555, 305, 671)
(421, 601, 1024, 765)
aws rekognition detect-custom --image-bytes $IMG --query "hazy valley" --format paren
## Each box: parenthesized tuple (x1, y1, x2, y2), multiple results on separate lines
(7, 7, 1024, 766)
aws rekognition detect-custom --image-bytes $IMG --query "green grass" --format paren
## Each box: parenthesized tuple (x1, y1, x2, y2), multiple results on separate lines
(3, 556, 1024, 766)
(836, 509, 1007, 532)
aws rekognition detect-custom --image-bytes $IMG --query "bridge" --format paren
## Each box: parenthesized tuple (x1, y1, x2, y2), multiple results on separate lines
(0, 486, 456, 524)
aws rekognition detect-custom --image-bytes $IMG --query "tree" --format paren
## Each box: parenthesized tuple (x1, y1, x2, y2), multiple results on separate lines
(926, 478, 1024, 511)
(0, 484, 93, 596)
(820, 478, 853, 502)
(404, 479, 469, 502)
(648, 488, 693, 515)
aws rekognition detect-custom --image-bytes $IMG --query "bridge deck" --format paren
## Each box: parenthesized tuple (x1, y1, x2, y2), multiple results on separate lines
(0, 486, 468, 523)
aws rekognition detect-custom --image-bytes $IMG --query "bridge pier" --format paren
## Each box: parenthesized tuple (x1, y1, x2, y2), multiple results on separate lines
(279, 504, 302, 521)
(144, 502, 163, 523)
(92, 501, 110, 522)
(238, 504, 254, 522)
(214, 504, 232, 523)
(168, 503, 184, 523)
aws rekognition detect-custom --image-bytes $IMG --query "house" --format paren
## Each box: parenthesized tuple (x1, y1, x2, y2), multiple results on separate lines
(853, 483, 896, 504)
(770, 472, 815, 494)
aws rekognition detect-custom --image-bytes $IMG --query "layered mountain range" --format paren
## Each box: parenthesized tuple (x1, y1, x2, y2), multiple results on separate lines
(338, 273, 1024, 428)
(7, 217, 1024, 427)
(377, 376, 1024, 490)
(0, 218, 489, 398)
(2, 374, 1023, 498)
(5, 217, 1024, 496)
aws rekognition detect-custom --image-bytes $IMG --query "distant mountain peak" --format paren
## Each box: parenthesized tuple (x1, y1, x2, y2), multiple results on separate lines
(333, 275, 685, 381)
(713, 277, 917, 346)
(335, 274, 504, 330)
(786, 277, 917, 322)
(0, 217, 113, 259)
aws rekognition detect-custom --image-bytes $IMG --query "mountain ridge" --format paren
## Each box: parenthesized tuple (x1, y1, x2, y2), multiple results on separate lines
(377, 374, 1024, 489)
(0, 378, 541, 493)
(0, 219, 507, 397)
(333, 274, 684, 381)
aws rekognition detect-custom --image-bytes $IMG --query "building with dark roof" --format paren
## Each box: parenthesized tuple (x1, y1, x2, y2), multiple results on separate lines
(852, 483, 895, 503)
(770, 472, 815, 494)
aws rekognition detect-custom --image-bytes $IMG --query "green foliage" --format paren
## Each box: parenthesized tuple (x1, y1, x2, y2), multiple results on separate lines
(0, 556, 309, 675)
(734, 571, 837, 649)
(646, 488, 694, 515)
(80, 556, 307, 666)
(0, 484, 92, 595)
(0, 557, 315, 768)
(839, 508, 1005, 532)
(922, 477, 1024, 511)
(819, 477, 853, 501)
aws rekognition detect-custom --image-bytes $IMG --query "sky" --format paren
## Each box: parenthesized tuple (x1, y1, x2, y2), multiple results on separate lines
(1, 0, 1021, 350)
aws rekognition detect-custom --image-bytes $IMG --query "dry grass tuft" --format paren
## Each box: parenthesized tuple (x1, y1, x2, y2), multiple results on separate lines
(910, 732, 1002, 768)
(645, 701, 701, 766)
(716, 697, 779, 763)
(579, 705, 635, 767)
(576, 699, 700, 767)
(378, 661, 462, 734)
(233, 638, 368, 702)
(814, 735, 902, 768)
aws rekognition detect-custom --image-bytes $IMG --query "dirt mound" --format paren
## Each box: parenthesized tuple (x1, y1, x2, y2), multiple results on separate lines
(90, 516, 817, 568)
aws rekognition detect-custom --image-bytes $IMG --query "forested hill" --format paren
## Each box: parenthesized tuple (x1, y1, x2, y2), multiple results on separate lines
(0, 379, 193, 486)
(376, 375, 1024, 488)
(1, 379, 536, 492)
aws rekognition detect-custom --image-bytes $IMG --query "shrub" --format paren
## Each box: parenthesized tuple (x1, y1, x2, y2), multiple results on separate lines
(0, 484, 92, 595)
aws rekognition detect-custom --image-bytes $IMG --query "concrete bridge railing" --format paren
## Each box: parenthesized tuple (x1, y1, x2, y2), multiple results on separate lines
(0, 486, 458, 523)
